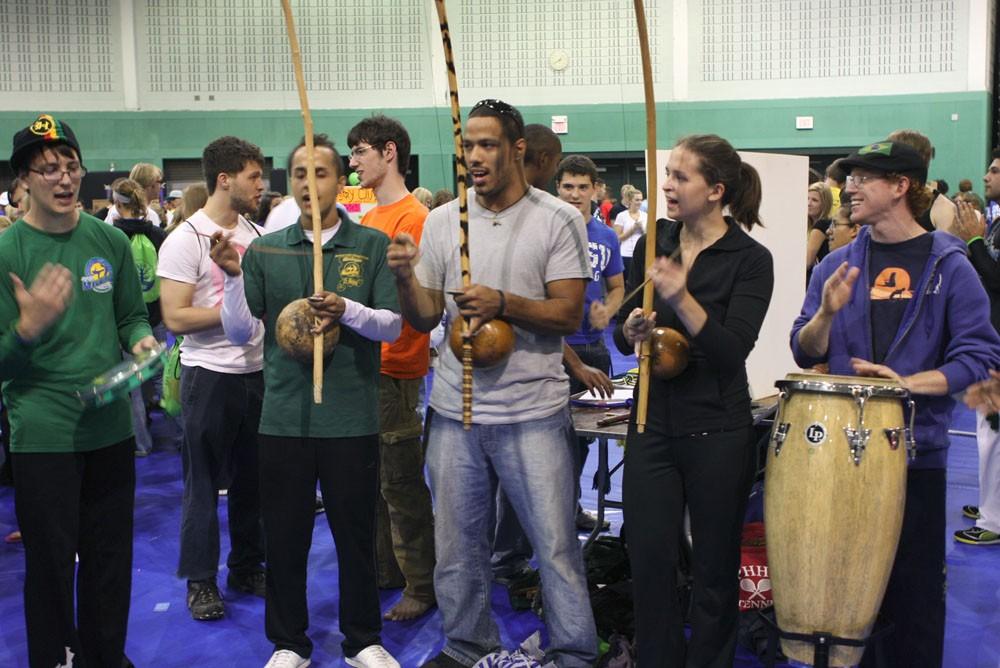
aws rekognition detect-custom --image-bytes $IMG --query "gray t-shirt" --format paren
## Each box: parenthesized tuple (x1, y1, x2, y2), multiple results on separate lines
(416, 186, 590, 424)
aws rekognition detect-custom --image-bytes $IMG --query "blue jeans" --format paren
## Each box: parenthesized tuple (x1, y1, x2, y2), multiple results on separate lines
(491, 339, 612, 576)
(427, 408, 597, 667)
(129, 388, 152, 454)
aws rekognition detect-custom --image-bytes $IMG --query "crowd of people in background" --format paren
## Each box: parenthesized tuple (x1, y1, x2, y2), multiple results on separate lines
(1, 108, 1000, 668)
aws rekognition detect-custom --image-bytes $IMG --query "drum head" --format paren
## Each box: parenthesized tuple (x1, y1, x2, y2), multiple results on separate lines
(777, 372, 908, 399)
(76, 343, 168, 408)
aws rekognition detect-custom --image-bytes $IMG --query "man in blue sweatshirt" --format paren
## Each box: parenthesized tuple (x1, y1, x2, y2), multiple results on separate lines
(791, 139, 1000, 668)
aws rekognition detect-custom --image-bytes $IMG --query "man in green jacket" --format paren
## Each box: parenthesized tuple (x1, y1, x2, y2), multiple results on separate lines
(0, 113, 156, 667)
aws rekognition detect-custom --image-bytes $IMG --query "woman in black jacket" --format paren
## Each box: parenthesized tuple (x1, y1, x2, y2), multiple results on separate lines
(615, 134, 774, 667)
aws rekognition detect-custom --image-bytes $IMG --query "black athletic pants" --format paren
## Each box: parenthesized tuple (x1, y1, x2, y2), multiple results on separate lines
(624, 424, 755, 668)
(567, 339, 613, 495)
(13, 438, 136, 668)
(177, 366, 264, 582)
(258, 433, 382, 659)
(860, 467, 946, 668)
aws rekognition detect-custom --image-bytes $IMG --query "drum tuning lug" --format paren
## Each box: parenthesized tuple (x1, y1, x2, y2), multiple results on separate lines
(844, 427, 871, 465)
(905, 399, 917, 461)
(771, 422, 790, 456)
(884, 427, 904, 450)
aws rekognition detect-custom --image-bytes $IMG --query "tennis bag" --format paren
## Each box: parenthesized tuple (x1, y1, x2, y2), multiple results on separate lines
(159, 336, 182, 417)
(131, 232, 160, 303)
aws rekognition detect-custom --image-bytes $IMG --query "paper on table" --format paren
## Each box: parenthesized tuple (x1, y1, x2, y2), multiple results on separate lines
(570, 387, 635, 407)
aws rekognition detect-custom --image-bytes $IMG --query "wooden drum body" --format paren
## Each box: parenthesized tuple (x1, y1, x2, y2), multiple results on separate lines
(764, 373, 914, 666)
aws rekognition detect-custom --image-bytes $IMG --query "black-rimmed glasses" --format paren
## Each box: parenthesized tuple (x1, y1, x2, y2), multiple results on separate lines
(29, 163, 87, 183)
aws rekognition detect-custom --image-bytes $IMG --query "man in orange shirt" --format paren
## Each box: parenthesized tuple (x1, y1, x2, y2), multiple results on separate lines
(348, 115, 436, 621)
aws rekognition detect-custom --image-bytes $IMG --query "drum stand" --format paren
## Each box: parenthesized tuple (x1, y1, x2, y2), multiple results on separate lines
(758, 612, 893, 668)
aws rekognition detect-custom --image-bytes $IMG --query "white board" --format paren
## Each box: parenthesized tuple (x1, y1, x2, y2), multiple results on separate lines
(652, 148, 808, 399)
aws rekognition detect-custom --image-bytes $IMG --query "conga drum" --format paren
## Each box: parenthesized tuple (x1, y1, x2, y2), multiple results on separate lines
(764, 373, 914, 666)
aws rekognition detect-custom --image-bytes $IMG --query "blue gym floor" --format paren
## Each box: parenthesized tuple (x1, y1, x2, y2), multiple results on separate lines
(1, 332, 999, 666)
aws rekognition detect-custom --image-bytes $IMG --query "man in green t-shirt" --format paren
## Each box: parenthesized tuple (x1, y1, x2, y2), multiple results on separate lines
(210, 134, 402, 668)
(0, 114, 155, 667)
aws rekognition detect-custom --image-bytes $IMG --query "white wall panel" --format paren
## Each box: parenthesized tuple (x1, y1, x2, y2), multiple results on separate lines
(2, 0, 125, 110)
(1, 1, 993, 112)
(653, 148, 808, 399)
(688, 0, 975, 100)
(452, 0, 672, 105)
(134, 0, 435, 110)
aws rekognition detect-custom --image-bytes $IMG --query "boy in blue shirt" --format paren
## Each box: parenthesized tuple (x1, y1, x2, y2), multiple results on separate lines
(556, 155, 624, 530)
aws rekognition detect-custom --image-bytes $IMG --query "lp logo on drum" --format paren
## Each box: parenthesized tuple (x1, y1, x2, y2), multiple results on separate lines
(805, 423, 827, 445)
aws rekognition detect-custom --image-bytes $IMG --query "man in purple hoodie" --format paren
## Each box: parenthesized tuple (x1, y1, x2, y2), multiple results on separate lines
(791, 139, 1000, 668)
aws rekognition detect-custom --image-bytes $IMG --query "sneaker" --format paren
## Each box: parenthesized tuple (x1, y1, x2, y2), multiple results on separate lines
(187, 579, 224, 620)
(227, 569, 266, 597)
(263, 650, 311, 668)
(420, 652, 469, 668)
(346, 644, 400, 668)
(955, 526, 1000, 545)
(962, 504, 982, 520)
(575, 508, 610, 533)
(314, 495, 325, 514)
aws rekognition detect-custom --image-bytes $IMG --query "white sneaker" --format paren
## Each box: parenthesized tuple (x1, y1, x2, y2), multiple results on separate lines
(345, 644, 400, 668)
(263, 649, 311, 668)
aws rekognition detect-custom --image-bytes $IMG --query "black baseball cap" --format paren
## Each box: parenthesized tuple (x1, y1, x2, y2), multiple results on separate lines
(839, 141, 927, 183)
(10, 113, 82, 172)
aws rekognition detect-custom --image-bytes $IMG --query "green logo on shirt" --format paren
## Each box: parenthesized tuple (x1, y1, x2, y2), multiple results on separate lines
(81, 257, 114, 293)
(336, 253, 367, 292)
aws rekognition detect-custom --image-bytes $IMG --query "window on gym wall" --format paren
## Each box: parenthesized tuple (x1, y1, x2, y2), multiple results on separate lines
(403, 156, 420, 193)
(589, 153, 647, 205)
(0, 162, 12, 191)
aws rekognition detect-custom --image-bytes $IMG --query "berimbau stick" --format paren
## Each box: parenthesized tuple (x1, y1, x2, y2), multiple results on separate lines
(634, 0, 658, 433)
(280, 0, 324, 404)
(434, 0, 475, 430)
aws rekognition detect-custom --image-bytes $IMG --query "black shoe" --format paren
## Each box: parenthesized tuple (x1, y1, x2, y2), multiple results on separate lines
(187, 579, 224, 620)
(227, 569, 266, 597)
(503, 567, 541, 611)
(420, 652, 469, 668)
(493, 564, 535, 587)
(576, 508, 610, 532)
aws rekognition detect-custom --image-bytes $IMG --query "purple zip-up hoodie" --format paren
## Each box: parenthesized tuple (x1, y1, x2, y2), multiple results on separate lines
(790, 226, 1000, 469)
